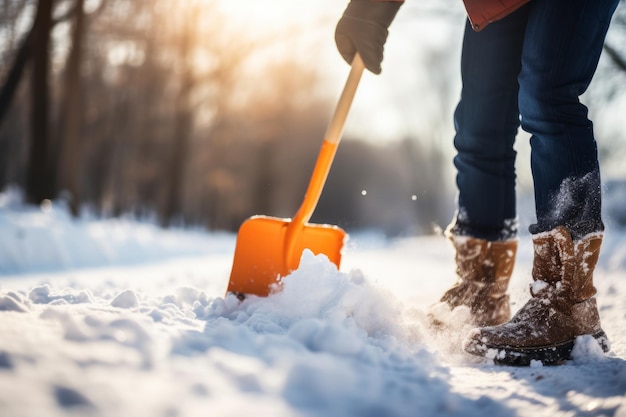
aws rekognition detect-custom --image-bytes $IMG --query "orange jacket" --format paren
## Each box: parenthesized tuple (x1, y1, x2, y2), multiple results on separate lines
(378, 0, 530, 32)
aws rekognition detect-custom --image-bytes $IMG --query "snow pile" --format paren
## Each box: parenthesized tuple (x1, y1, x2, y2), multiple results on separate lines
(571, 335, 611, 364)
(179, 251, 475, 416)
(0, 251, 489, 417)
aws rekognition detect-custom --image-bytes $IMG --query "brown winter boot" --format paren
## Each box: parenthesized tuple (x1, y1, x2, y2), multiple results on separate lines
(430, 235, 518, 327)
(463, 226, 610, 366)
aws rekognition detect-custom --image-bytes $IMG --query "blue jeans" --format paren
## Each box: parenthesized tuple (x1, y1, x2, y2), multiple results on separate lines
(450, 0, 619, 241)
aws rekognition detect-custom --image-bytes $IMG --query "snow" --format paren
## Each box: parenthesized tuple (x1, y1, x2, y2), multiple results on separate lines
(1, 194, 626, 416)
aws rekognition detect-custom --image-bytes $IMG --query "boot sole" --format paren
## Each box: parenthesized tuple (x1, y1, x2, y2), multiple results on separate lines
(465, 330, 610, 366)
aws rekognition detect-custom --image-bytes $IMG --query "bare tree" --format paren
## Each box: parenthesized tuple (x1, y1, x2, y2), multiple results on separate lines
(161, 2, 198, 227)
(57, 0, 86, 216)
(0, 3, 34, 128)
(603, 0, 626, 72)
(25, 0, 55, 205)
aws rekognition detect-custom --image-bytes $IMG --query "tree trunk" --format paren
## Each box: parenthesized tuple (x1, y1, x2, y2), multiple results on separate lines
(0, 30, 33, 129)
(26, 0, 54, 205)
(603, 42, 626, 73)
(162, 105, 192, 227)
(161, 7, 197, 227)
(58, 0, 86, 216)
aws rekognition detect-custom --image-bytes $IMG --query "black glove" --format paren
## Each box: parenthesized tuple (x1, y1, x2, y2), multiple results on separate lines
(335, 0, 402, 74)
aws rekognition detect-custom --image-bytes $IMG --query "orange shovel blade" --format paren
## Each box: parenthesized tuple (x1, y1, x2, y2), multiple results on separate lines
(227, 215, 346, 297)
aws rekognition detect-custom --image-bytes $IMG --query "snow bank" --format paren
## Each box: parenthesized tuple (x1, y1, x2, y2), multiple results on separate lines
(0, 188, 233, 275)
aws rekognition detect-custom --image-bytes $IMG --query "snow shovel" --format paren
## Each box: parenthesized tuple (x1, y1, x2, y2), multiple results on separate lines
(227, 54, 365, 298)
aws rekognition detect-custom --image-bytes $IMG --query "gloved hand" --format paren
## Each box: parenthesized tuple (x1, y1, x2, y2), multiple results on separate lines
(335, 0, 403, 74)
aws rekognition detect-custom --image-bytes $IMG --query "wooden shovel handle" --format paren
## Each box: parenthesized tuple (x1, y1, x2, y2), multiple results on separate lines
(325, 53, 366, 145)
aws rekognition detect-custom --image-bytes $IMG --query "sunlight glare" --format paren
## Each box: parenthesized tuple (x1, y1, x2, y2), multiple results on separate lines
(214, 0, 343, 36)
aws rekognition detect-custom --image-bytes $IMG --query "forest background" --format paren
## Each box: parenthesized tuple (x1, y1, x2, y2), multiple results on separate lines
(1, 0, 625, 237)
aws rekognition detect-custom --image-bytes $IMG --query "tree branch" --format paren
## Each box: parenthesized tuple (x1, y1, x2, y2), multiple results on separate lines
(0, 27, 34, 127)
(603, 42, 626, 73)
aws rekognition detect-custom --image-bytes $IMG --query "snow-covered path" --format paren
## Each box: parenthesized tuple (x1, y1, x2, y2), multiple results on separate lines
(0, 208, 625, 417)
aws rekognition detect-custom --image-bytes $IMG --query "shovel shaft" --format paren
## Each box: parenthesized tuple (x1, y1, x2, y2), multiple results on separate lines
(285, 54, 364, 269)
(290, 140, 339, 228)
(291, 53, 365, 227)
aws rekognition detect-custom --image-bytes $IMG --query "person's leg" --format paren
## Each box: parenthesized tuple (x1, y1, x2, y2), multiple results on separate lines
(432, 9, 529, 328)
(464, 0, 620, 365)
(520, 0, 619, 239)
(450, 7, 530, 241)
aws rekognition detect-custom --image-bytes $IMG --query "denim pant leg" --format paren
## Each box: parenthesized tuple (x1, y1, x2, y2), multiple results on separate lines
(519, 0, 619, 239)
(450, 9, 530, 241)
